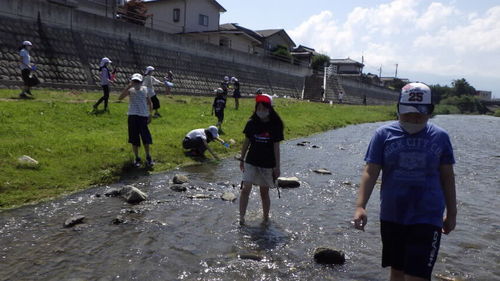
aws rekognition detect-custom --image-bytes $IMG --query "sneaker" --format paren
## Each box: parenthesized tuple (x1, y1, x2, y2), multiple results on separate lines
(134, 157, 142, 167)
(19, 93, 28, 99)
(25, 90, 33, 96)
(146, 155, 155, 166)
(154, 112, 162, 118)
(93, 104, 98, 110)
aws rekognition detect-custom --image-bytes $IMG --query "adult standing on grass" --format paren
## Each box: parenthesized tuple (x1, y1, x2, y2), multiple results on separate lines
(182, 126, 225, 161)
(143, 66, 163, 118)
(231, 77, 241, 110)
(18, 41, 40, 99)
(238, 94, 284, 225)
(118, 73, 155, 167)
(353, 82, 457, 281)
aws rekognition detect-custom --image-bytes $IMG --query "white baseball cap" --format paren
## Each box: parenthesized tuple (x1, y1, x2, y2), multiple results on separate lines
(131, 73, 143, 82)
(398, 82, 433, 115)
(214, 88, 223, 94)
(100, 57, 112, 67)
(145, 66, 154, 75)
(208, 126, 219, 138)
(23, 41, 33, 46)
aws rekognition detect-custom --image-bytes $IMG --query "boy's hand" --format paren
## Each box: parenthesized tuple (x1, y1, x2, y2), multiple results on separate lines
(147, 115, 152, 124)
(353, 208, 367, 231)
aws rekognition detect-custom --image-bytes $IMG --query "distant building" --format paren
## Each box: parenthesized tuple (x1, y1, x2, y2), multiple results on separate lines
(143, 0, 226, 34)
(329, 58, 364, 74)
(255, 29, 296, 56)
(476, 90, 492, 101)
(291, 45, 319, 68)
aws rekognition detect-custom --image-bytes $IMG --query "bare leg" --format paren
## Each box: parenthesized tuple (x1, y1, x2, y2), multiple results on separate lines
(144, 144, 150, 157)
(133, 145, 140, 159)
(235, 98, 239, 110)
(239, 181, 253, 224)
(259, 186, 270, 220)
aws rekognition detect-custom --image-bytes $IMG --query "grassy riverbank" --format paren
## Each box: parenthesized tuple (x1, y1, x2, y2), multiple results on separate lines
(0, 89, 395, 209)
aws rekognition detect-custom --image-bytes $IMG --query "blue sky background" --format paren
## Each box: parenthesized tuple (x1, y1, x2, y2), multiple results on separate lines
(216, 0, 500, 98)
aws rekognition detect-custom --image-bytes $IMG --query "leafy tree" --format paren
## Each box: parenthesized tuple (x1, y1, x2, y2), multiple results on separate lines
(271, 44, 292, 61)
(391, 78, 406, 92)
(118, 0, 151, 26)
(311, 54, 330, 71)
(429, 84, 452, 104)
(452, 78, 476, 97)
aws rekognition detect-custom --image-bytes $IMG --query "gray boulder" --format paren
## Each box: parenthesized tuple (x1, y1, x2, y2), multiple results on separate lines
(63, 215, 85, 228)
(313, 168, 332, 175)
(313, 247, 346, 265)
(173, 174, 188, 184)
(221, 192, 237, 201)
(170, 184, 188, 192)
(119, 185, 147, 204)
(104, 188, 121, 197)
(277, 177, 300, 188)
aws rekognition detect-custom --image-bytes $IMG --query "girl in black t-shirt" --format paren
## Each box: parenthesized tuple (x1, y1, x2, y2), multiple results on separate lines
(238, 94, 284, 225)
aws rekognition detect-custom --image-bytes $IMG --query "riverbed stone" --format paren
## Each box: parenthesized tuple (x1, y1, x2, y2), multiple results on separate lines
(63, 215, 85, 228)
(313, 247, 345, 265)
(313, 168, 332, 175)
(221, 192, 237, 201)
(239, 253, 263, 261)
(104, 188, 121, 197)
(170, 184, 188, 192)
(277, 177, 300, 188)
(119, 185, 147, 204)
(173, 174, 188, 184)
(187, 194, 212, 200)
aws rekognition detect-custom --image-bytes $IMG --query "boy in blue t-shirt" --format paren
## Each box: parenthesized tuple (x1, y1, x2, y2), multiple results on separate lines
(353, 82, 457, 280)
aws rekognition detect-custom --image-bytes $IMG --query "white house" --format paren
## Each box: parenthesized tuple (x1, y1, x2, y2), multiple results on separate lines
(143, 0, 226, 34)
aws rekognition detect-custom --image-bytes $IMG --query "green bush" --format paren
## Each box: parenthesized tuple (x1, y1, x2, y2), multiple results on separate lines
(434, 104, 461, 115)
(494, 109, 500, 117)
(440, 96, 486, 114)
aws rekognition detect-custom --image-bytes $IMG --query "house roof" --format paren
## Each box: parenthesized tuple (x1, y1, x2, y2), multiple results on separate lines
(145, 0, 227, 12)
(256, 29, 296, 47)
(330, 58, 364, 66)
(220, 23, 263, 41)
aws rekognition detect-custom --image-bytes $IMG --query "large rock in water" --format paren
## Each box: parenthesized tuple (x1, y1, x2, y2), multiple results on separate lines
(277, 177, 300, 188)
(221, 192, 237, 201)
(173, 174, 188, 184)
(119, 185, 147, 204)
(63, 215, 85, 228)
(313, 247, 346, 265)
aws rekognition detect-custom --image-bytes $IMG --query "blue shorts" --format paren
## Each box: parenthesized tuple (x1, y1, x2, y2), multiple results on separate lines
(233, 90, 241, 98)
(127, 115, 152, 147)
(381, 220, 442, 280)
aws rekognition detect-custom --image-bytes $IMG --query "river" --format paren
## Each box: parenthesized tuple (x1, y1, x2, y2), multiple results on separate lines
(1, 115, 499, 280)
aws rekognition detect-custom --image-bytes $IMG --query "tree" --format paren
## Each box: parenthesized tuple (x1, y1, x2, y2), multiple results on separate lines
(429, 84, 452, 104)
(311, 54, 331, 71)
(452, 78, 476, 97)
(117, 0, 151, 26)
(271, 44, 292, 62)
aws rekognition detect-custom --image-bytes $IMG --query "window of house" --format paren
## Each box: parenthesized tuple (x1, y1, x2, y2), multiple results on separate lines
(173, 8, 180, 22)
(219, 37, 231, 48)
(198, 14, 209, 27)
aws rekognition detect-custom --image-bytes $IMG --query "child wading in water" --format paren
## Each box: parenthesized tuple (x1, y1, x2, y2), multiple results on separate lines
(143, 66, 163, 118)
(353, 82, 457, 280)
(212, 88, 226, 131)
(94, 57, 113, 111)
(118, 73, 155, 167)
(238, 94, 284, 224)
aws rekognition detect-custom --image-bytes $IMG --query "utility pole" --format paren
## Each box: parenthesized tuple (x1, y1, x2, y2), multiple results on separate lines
(395, 63, 398, 78)
(379, 64, 382, 78)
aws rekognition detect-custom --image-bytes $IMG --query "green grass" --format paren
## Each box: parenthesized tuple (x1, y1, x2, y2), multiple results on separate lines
(0, 89, 395, 209)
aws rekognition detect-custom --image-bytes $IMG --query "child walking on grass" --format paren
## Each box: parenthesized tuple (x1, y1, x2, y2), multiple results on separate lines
(94, 57, 113, 111)
(238, 94, 284, 225)
(143, 66, 163, 118)
(212, 88, 226, 130)
(118, 73, 155, 167)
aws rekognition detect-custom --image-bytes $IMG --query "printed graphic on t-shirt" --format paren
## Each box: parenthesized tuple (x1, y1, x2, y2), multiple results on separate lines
(395, 152, 426, 180)
(254, 131, 270, 143)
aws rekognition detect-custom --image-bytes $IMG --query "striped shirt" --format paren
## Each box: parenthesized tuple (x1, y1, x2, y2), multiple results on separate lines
(127, 86, 150, 117)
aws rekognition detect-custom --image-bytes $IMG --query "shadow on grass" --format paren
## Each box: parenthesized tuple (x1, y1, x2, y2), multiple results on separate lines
(87, 109, 110, 116)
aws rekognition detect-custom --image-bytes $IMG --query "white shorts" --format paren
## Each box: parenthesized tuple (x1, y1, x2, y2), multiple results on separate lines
(242, 163, 274, 187)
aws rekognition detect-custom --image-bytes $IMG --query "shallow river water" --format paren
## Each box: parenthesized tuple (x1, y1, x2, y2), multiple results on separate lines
(1, 115, 499, 280)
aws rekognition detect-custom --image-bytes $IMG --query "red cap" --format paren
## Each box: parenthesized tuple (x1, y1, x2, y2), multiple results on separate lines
(255, 94, 273, 106)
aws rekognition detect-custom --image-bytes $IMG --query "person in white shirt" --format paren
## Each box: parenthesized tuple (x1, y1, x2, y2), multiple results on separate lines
(143, 66, 163, 117)
(18, 41, 40, 99)
(118, 73, 155, 167)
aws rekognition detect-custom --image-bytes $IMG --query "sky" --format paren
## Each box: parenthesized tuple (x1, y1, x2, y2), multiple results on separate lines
(217, 0, 500, 98)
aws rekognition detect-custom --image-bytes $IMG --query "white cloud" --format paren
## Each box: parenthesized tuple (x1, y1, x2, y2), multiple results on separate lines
(416, 2, 457, 30)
